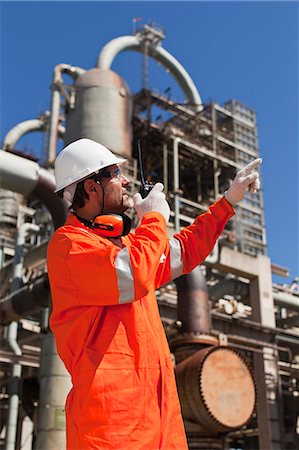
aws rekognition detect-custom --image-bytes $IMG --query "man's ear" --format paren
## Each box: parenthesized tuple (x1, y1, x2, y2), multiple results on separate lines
(84, 179, 97, 194)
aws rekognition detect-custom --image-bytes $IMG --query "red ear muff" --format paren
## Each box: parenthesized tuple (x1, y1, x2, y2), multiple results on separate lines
(72, 212, 131, 238)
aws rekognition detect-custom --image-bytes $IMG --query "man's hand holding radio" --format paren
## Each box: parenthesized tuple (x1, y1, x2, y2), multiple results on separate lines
(225, 158, 262, 207)
(133, 182, 170, 223)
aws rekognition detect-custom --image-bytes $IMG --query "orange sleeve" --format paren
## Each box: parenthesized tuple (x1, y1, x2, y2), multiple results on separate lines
(154, 196, 235, 288)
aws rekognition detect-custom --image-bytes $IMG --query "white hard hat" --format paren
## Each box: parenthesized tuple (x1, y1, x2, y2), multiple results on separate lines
(54, 138, 127, 196)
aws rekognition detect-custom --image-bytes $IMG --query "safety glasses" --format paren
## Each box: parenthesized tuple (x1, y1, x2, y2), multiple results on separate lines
(93, 167, 122, 182)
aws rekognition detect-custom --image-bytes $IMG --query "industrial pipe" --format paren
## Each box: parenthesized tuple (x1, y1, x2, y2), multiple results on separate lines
(97, 35, 203, 112)
(208, 279, 299, 313)
(2, 116, 65, 151)
(209, 279, 250, 302)
(0, 151, 68, 229)
(0, 276, 50, 325)
(4, 222, 39, 450)
(47, 64, 85, 166)
(2, 118, 47, 150)
(174, 265, 210, 335)
(273, 291, 299, 313)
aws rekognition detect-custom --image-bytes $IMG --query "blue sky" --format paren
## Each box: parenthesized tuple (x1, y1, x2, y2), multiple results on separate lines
(1, 1, 298, 283)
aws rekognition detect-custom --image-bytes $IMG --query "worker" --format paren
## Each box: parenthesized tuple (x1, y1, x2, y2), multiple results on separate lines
(47, 138, 261, 450)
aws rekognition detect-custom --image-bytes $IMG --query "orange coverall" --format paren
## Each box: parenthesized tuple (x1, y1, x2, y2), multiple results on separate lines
(47, 196, 234, 449)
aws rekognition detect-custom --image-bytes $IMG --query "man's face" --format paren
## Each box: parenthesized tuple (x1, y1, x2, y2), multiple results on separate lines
(99, 165, 131, 214)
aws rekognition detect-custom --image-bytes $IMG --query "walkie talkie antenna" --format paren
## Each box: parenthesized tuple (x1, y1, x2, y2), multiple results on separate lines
(137, 139, 146, 185)
(137, 139, 154, 198)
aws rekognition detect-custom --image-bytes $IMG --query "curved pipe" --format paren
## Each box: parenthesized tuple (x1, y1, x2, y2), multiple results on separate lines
(97, 35, 202, 112)
(47, 64, 85, 166)
(0, 151, 68, 229)
(174, 265, 210, 334)
(2, 117, 65, 150)
(3, 118, 46, 150)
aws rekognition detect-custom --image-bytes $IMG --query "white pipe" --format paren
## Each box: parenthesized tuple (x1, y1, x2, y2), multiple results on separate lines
(0, 151, 68, 229)
(97, 35, 203, 112)
(2, 116, 65, 156)
(273, 292, 299, 313)
(0, 151, 40, 196)
(2, 118, 47, 150)
(209, 279, 299, 313)
(47, 64, 85, 166)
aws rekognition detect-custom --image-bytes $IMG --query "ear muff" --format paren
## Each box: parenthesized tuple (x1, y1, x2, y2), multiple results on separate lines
(73, 212, 131, 237)
(92, 214, 131, 237)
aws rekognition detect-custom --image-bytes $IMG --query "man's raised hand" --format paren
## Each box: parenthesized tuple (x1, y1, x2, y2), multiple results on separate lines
(225, 158, 262, 207)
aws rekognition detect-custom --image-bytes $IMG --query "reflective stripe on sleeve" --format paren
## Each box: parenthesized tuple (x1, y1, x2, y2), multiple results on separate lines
(169, 238, 183, 280)
(115, 247, 135, 304)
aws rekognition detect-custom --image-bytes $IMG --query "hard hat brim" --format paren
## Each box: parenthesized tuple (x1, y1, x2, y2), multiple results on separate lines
(54, 157, 127, 193)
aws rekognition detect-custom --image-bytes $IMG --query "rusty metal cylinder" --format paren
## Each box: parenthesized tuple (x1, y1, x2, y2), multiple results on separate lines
(175, 346, 256, 434)
(64, 68, 132, 158)
(174, 265, 210, 334)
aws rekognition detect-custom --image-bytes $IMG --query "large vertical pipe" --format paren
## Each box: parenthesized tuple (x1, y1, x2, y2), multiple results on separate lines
(47, 85, 61, 166)
(174, 265, 210, 335)
(4, 222, 39, 450)
(47, 64, 85, 166)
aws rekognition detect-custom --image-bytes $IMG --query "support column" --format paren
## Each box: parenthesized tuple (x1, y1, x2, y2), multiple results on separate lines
(250, 254, 284, 450)
(36, 332, 71, 450)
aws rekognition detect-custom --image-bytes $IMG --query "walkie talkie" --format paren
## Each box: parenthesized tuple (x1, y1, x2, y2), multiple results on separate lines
(137, 140, 154, 198)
